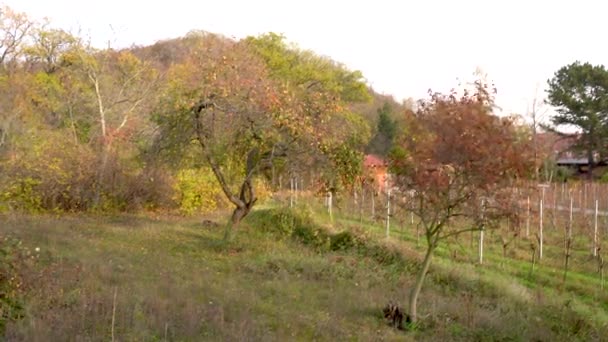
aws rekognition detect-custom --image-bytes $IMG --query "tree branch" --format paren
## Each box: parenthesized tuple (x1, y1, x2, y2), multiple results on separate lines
(439, 226, 483, 241)
(193, 105, 245, 208)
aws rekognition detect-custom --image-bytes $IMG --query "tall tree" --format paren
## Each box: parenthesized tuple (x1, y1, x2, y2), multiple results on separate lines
(153, 33, 371, 237)
(25, 26, 78, 74)
(545, 61, 608, 179)
(76, 46, 160, 203)
(391, 81, 533, 324)
(367, 101, 397, 156)
(0, 5, 33, 66)
(0, 6, 34, 151)
(153, 34, 297, 236)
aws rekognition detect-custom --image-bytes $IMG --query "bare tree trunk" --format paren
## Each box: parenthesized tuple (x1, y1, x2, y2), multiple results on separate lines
(599, 255, 605, 291)
(215, 170, 257, 242)
(224, 205, 250, 241)
(68, 104, 79, 145)
(552, 185, 557, 227)
(371, 191, 375, 220)
(588, 148, 595, 181)
(290, 177, 294, 208)
(531, 246, 537, 275)
(539, 199, 544, 259)
(294, 175, 298, 205)
(479, 228, 484, 265)
(409, 243, 435, 324)
(479, 199, 485, 265)
(328, 191, 333, 223)
(359, 186, 363, 224)
(353, 186, 358, 218)
(563, 237, 572, 286)
(271, 146, 276, 189)
(526, 196, 530, 237)
(594, 200, 599, 257)
(562, 196, 573, 286)
(386, 189, 391, 239)
(94, 143, 111, 207)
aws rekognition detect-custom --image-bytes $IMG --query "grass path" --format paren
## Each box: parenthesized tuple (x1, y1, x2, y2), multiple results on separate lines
(1, 207, 607, 341)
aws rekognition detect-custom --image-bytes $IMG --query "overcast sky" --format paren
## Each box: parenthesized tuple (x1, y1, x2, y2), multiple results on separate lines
(6, 0, 608, 122)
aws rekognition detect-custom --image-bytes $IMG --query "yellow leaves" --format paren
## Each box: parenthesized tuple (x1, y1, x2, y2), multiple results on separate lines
(174, 167, 226, 215)
(117, 51, 141, 70)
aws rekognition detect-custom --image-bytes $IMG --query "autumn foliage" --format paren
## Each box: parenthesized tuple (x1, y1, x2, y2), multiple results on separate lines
(393, 82, 532, 217)
(390, 81, 534, 323)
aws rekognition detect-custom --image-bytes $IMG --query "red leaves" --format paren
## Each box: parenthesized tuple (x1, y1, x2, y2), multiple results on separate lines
(392, 80, 534, 223)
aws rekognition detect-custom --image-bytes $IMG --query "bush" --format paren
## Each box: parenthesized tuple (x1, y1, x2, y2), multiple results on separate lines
(173, 168, 227, 215)
(0, 134, 96, 212)
(0, 235, 38, 334)
(249, 208, 409, 267)
(555, 165, 574, 182)
(330, 231, 361, 251)
(364, 241, 404, 266)
(0, 177, 43, 213)
(0, 132, 175, 213)
(292, 221, 330, 250)
(248, 208, 307, 237)
(599, 170, 608, 183)
(248, 207, 330, 249)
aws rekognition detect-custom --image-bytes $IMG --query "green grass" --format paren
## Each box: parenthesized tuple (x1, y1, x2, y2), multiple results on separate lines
(313, 197, 608, 340)
(1, 212, 410, 341)
(2, 200, 608, 341)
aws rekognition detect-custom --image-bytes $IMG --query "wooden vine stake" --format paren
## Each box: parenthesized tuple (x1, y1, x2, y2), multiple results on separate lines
(359, 187, 363, 224)
(539, 199, 543, 259)
(562, 196, 573, 286)
(290, 177, 294, 208)
(293, 177, 298, 205)
(599, 253, 605, 291)
(530, 237, 538, 276)
(569, 196, 573, 239)
(327, 191, 333, 223)
(479, 198, 485, 265)
(526, 196, 530, 237)
(386, 188, 391, 239)
(371, 190, 375, 220)
(594, 199, 599, 257)
(553, 184, 557, 227)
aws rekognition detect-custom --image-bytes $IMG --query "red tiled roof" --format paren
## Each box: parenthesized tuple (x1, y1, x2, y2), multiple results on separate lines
(364, 154, 387, 168)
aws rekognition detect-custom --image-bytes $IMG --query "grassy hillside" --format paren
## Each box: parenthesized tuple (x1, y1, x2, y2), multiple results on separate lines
(1, 204, 607, 341)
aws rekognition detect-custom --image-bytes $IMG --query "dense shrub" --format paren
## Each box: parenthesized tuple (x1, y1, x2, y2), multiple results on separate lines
(247, 207, 330, 249)
(0, 133, 174, 213)
(248, 207, 310, 237)
(173, 168, 227, 215)
(0, 134, 95, 212)
(330, 230, 362, 251)
(249, 208, 412, 268)
(0, 131, 270, 214)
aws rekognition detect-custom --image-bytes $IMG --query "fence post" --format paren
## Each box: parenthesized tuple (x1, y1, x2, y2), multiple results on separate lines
(386, 189, 391, 239)
(540, 199, 543, 259)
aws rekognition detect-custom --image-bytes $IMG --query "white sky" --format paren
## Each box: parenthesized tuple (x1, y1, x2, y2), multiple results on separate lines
(6, 0, 608, 122)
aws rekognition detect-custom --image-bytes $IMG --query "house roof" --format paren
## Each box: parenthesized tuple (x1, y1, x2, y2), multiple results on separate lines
(536, 132, 580, 158)
(364, 154, 388, 168)
(556, 158, 588, 165)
